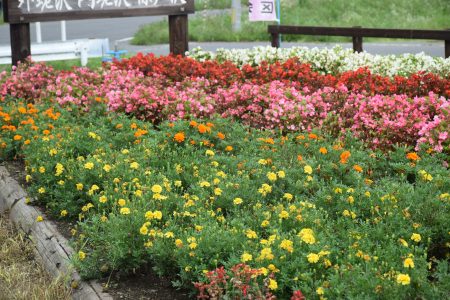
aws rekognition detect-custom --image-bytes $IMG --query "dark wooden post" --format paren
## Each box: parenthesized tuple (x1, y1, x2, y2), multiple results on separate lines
(10, 23, 31, 66)
(169, 14, 188, 56)
(352, 26, 363, 53)
(445, 39, 450, 58)
(271, 32, 280, 48)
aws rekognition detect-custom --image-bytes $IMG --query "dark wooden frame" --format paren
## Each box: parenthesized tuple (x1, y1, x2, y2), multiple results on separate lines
(268, 25, 450, 58)
(3, 0, 195, 65)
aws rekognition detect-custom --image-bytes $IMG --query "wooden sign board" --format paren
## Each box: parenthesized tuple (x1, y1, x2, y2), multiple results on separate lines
(3, 0, 195, 65)
(4, 0, 194, 23)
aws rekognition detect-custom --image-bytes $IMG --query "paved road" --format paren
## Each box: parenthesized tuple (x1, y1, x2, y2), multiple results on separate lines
(124, 41, 446, 57)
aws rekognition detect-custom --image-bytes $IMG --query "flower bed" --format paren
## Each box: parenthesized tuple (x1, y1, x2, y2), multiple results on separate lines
(1, 60, 449, 152)
(0, 99, 449, 299)
(187, 46, 450, 77)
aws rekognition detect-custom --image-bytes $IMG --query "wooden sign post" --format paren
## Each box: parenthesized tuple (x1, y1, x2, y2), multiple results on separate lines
(3, 0, 195, 65)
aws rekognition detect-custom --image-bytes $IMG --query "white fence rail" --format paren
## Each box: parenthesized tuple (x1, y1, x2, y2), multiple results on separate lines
(0, 38, 109, 66)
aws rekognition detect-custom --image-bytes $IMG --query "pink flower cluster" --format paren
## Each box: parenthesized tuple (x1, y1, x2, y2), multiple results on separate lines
(1, 61, 448, 152)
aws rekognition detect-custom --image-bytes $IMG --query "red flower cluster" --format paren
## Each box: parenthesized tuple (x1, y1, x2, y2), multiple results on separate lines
(113, 54, 450, 98)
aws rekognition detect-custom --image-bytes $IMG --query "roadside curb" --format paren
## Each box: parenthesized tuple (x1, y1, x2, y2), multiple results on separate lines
(0, 165, 113, 300)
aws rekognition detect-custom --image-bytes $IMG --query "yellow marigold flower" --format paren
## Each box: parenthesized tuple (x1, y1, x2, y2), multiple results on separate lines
(399, 238, 409, 247)
(268, 279, 278, 290)
(38, 187, 46, 194)
(283, 193, 293, 201)
(99, 195, 107, 203)
(304, 165, 313, 174)
(25, 175, 32, 182)
(139, 225, 148, 235)
(279, 239, 294, 253)
(151, 184, 163, 193)
(261, 220, 270, 227)
(153, 210, 162, 220)
(39, 166, 46, 173)
(175, 239, 183, 248)
(267, 172, 277, 182)
(103, 164, 111, 172)
(189, 242, 197, 249)
(60, 210, 68, 217)
(36, 215, 44, 222)
(130, 162, 139, 169)
(233, 197, 243, 205)
(246, 229, 257, 239)
(404, 257, 414, 268)
(259, 267, 268, 276)
(214, 188, 222, 196)
(49, 148, 58, 156)
(307, 253, 320, 263)
(75, 183, 83, 191)
(298, 228, 316, 244)
(396, 273, 411, 285)
(117, 199, 126, 206)
(205, 150, 215, 156)
(120, 207, 130, 215)
(316, 287, 324, 295)
(84, 162, 94, 170)
(410, 233, 421, 242)
(54, 163, 64, 176)
(199, 181, 210, 187)
(78, 251, 86, 261)
(100, 215, 108, 222)
(277, 170, 286, 178)
(241, 252, 253, 262)
(279, 210, 289, 219)
(258, 159, 268, 165)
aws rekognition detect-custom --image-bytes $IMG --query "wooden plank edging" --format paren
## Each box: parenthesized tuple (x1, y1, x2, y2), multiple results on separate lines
(0, 165, 113, 300)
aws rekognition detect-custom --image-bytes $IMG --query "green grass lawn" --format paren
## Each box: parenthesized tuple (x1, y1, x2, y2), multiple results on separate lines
(0, 57, 105, 72)
(133, 0, 450, 45)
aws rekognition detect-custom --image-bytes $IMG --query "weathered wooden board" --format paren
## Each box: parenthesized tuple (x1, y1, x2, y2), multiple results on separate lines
(0, 165, 112, 300)
(4, 0, 195, 23)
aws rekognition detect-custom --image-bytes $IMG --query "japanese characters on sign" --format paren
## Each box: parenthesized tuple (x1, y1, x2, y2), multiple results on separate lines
(4, 0, 194, 23)
(17, 0, 187, 13)
(249, 0, 278, 22)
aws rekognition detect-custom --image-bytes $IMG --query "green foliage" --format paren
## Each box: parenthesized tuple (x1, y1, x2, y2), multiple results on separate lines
(133, 0, 450, 45)
(1, 99, 449, 299)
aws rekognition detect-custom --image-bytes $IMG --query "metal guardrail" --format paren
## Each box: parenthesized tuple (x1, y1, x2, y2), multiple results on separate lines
(268, 25, 450, 58)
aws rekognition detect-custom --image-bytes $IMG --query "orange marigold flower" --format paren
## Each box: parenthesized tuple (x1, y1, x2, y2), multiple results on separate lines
(174, 132, 185, 143)
(189, 121, 198, 127)
(206, 122, 214, 128)
(308, 133, 318, 139)
(297, 154, 303, 161)
(18, 107, 27, 114)
(319, 147, 328, 154)
(116, 123, 123, 129)
(134, 129, 148, 138)
(13, 135, 22, 141)
(190, 140, 196, 145)
(95, 97, 102, 102)
(43, 129, 50, 135)
(168, 123, 175, 128)
(130, 123, 138, 129)
(406, 152, 420, 161)
(197, 124, 208, 134)
(353, 164, 363, 173)
(225, 146, 233, 151)
(24, 139, 31, 145)
(217, 132, 225, 140)
(340, 151, 351, 164)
